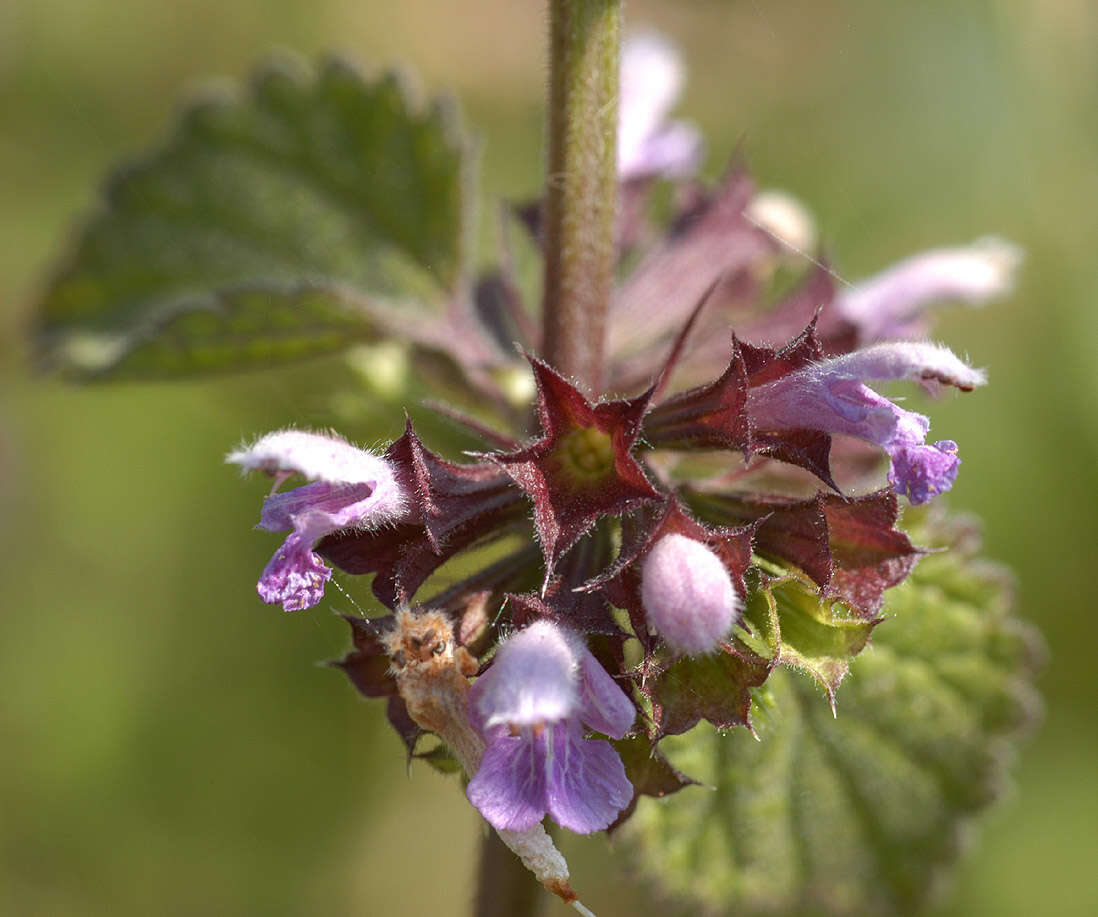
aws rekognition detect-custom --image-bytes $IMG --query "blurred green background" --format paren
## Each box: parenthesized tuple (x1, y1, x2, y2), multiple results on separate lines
(2, 1, 1095, 915)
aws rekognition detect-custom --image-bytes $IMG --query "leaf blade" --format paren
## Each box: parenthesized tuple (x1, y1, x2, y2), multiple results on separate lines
(36, 55, 472, 378)
(624, 517, 1042, 916)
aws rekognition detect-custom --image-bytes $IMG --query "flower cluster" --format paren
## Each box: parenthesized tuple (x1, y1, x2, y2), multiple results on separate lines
(229, 32, 1017, 853)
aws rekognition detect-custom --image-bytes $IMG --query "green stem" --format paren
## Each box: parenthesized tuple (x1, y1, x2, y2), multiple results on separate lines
(541, 0, 621, 396)
(473, 828, 545, 917)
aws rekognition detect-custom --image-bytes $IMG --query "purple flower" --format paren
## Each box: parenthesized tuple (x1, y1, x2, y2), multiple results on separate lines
(746, 342, 987, 504)
(641, 534, 741, 655)
(618, 31, 703, 181)
(837, 238, 1021, 343)
(227, 430, 407, 611)
(466, 620, 635, 834)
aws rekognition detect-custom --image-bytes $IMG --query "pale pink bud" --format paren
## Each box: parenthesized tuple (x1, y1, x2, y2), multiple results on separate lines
(744, 188, 818, 257)
(640, 534, 741, 655)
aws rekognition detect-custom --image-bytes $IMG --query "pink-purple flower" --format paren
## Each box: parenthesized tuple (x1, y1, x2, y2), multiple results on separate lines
(746, 341, 986, 504)
(617, 31, 703, 181)
(465, 620, 635, 834)
(837, 238, 1021, 343)
(227, 430, 408, 611)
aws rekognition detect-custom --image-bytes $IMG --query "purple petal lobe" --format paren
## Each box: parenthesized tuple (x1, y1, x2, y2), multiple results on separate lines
(888, 440, 961, 505)
(577, 649, 636, 739)
(468, 621, 579, 733)
(545, 722, 633, 834)
(256, 532, 331, 612)
(824, 380, 929, 445)
(618, 30, 685, 179)
(466, 733, 548, 833)
(626, 121, 704, 181)
(258, 481, 374, 532)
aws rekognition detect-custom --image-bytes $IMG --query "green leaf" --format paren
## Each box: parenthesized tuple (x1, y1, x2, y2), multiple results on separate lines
(609, 734, 701, 830)
(614, 734, 700, 802)
(35, 55, 472, 378)
(645, 641, 772, 737)
(623, 518, 1042, 916)
(758, 574, 878, 707)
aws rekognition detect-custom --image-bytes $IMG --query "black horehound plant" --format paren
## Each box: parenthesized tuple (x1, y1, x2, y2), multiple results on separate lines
(34, 3, 1041, 915)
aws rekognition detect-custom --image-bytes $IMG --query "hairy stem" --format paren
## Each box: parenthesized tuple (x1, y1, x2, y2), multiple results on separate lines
(472, 9, 622, 914)
(541, 0, 621, 395)
(474, 827, 545, 917)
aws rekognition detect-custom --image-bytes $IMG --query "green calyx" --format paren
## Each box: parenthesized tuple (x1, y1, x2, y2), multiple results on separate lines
(554, 426, 616, 485)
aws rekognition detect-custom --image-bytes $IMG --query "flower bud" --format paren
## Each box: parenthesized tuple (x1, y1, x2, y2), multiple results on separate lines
(745, 188, 818, 257)
(640, 534, 740, 655)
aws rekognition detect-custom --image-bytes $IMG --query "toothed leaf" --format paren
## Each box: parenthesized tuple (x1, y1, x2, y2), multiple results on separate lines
(35, 55, 472, 378)
(623, 516, 1041, 916)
